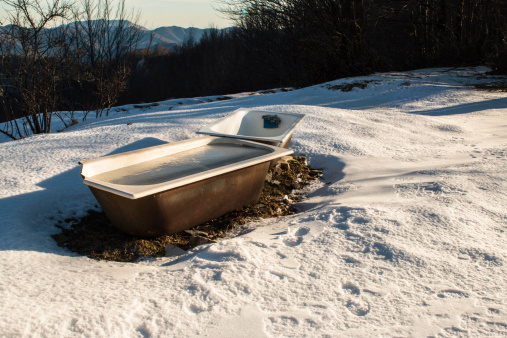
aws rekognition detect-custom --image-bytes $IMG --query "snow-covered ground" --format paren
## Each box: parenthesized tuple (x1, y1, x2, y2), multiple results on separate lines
(1, 67, 506, 337)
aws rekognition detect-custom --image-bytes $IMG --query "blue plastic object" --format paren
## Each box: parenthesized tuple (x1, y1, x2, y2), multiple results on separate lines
(262, 115, 281, 128)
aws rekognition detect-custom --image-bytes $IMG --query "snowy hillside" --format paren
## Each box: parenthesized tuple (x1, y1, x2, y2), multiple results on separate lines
(149, 26, 207, 46)
(0, 67, 506, 336)
(139, 26, 233, 50)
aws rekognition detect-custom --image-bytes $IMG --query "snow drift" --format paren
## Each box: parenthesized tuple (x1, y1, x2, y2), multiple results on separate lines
(0, 67, 506, 337)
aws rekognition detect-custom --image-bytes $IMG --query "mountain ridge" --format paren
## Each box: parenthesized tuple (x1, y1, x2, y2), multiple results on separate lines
(142, 25, 229, 50)
(0, 21, 233, 51)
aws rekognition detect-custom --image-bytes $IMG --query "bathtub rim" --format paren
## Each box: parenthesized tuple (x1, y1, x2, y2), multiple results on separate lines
(81, 136, 293, 200)
(196, 108, 306, 145)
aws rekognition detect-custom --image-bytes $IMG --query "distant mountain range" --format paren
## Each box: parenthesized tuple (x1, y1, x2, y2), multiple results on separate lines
(140, 26, 232, 50)
(0, 22, 233, 52)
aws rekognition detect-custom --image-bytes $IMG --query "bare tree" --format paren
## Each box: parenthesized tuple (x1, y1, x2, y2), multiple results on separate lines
(0, 0, 143, 139)
(94, 63, 130, 117)
(0, 0, 73, 139)
(217, 0, 366, 85)
(71, 0, 142, 66)
(71, 0, 143, 118)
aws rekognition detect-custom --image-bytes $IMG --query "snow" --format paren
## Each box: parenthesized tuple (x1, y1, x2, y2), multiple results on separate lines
(1, 67, 506, 336)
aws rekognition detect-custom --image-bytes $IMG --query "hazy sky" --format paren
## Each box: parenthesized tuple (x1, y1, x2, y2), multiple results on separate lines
(130, 0, 233, 29)
(0, 0, 234, 29)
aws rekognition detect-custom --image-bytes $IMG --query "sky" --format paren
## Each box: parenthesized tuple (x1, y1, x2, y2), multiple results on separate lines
(130, 0, 233, 28)
(0, 0, 234, 29)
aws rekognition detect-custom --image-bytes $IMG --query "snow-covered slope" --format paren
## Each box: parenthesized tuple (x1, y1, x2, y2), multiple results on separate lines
(137, 25, 231, 50)
(0, 67, 506, 336)
(153, 26, 205, 44)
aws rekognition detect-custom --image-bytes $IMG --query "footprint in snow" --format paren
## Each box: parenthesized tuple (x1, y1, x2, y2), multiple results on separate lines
(280, 258, 300, 269)
(294, 227, 310, 236)
(342, 255, 362, 267)
(341, 282, 371, 316)
(269, 316, 299, 326)
(342, 282, 361, 295)
(136, 326, 150, 338)
(437, 289, 470, 299)
(186, 303, 206, 314)
(345, 299, 371, 317)
(488, 308, 501, 315)
(329, 207, 369, 230)
(281, 227, 310, 247)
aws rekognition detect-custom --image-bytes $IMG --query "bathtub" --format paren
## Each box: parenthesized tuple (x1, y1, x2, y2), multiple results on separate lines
(197, 108, 306, 149)
(81, 137, 293, 237)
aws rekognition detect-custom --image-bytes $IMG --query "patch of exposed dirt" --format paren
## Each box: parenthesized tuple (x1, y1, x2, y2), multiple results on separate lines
(53, 156, 322, 262)
(474, 82, 507, 92)
(215, 96, 232, 101)
(325, 80, 378, 92)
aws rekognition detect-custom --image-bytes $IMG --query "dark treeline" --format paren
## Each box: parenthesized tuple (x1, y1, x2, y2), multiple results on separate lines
(123, 29, 249, 103)
(1, 0, 506, 139)
(122, 0, 506, 104)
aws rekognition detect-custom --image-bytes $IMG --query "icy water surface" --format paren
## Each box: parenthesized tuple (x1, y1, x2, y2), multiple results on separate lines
(92, 143, 270, 186)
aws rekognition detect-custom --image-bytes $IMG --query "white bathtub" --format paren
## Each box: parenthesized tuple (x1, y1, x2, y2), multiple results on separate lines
(197, 108, 306, 148)
(81, 137, 293, 237)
